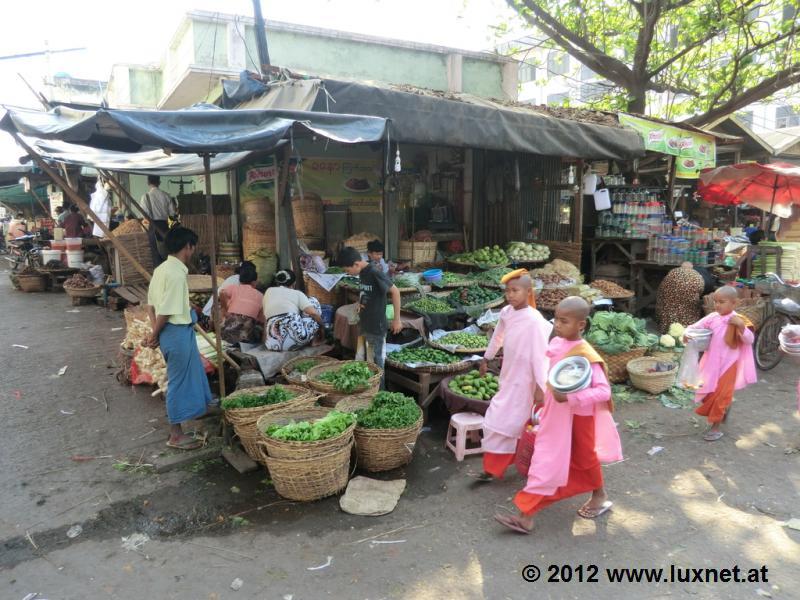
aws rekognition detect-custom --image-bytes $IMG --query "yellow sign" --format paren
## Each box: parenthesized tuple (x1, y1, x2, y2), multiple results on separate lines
(301, 157, 382, 213)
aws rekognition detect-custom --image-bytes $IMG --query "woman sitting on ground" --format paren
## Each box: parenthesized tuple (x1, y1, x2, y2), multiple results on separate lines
(219, 262, 265, 345)
(262, 269, 324, 351)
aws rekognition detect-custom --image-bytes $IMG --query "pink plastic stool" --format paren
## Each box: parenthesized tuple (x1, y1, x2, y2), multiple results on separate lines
(445, 412, 485, 461)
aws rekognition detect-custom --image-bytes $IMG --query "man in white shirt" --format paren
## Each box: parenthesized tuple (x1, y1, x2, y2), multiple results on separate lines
(141, 175, 177, 266)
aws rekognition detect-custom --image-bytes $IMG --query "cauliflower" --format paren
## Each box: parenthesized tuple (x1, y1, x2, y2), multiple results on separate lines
(659, 334, 676, 348)
(668, 323, 685, 338)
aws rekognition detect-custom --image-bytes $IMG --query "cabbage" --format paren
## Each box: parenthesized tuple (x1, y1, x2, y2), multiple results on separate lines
(586, 312, 655, 354)
(668, 323, 685, 338)
(659, 334, 676, 348)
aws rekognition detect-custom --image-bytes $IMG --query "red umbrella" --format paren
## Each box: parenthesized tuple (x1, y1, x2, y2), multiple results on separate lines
(697, 162, 800, 219)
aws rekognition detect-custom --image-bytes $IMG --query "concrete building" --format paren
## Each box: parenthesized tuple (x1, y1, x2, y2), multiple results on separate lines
(107, 10, 517, 110)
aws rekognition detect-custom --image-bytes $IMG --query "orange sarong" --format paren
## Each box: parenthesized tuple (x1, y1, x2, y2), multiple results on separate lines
(695, 363, 737, 424)
(513, 415, 604, 516)
(483, 452, 516, 479)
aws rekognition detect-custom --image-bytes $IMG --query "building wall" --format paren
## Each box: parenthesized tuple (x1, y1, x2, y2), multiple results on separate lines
(128, 68, 163, 107)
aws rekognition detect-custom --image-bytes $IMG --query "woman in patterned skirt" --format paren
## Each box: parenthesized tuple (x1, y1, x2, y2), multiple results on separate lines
(655, 261, 706, 333)
(262, 269, 324, 351)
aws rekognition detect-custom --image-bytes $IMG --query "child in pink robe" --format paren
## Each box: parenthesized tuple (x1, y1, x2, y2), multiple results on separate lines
(477, 270, 551, 481)
(495, 296, 622, 534)
(686, 286, 756, 442)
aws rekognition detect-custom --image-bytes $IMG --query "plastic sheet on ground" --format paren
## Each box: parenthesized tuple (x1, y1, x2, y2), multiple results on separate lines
(238, 343, 334, 378)
(339, 477, 407, 516)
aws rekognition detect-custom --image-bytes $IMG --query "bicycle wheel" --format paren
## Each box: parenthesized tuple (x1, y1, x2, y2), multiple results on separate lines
(755, 313, 790, 371)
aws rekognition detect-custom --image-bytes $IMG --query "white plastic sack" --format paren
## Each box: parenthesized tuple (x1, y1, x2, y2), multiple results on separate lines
(677, 338, 704, 391)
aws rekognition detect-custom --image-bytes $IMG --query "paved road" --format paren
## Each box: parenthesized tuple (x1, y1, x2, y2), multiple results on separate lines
(1, 272, 799, 599)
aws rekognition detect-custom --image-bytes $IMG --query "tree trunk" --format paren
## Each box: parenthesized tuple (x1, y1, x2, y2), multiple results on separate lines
(626, 84, 647, 114)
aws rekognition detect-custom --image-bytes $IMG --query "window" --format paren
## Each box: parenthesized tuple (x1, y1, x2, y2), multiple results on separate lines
(547, 92, 568, 106)
(518, 61, 536, 83)
(580, 63, 597, 81)
(776, 106, 800, 129)
(746, 6, 759, 22)
(668, 25, 679, 48)
(579, 82, 605, 103)
(784, 3, 797, 22)
(737, 111, 754, 128)
(547, 51, 568, 76)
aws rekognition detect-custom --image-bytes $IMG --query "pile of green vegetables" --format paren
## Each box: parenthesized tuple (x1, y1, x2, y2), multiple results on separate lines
(467, 267, 513, 287)
(264, 410, 355, 441)
(356, 391, 421, 429)
(291, 359, 319, 375)
(393, 275, 421, 289)
(586, 312, 659, 355)
(326, 266, 345, 274)
(406, 296, 453, 314)
(447, 286, 503, 307)
(388, 346, 460, 365)
(437, 331, 489, 349)
(439, 271, 470, 286)
(448, 370, 499, 400)
(222, 385, 296, 410)
(452, 246, 508, 266)
(317, 362, 374, 393)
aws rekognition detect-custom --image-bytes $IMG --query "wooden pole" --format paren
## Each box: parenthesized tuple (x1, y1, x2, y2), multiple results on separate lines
(666, 156, 678, 219)
(100, 169, 155, 222)
(573, 158, 584, 244)
(278, 147, 303, 289)
(203, 154, 227, 398)
(28, 185, 51, 216)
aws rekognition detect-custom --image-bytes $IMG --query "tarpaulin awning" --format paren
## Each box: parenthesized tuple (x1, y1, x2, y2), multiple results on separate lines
(0, 103, 388, 154)
(292, 78, 644, 160)
(0, 183, 47, 208)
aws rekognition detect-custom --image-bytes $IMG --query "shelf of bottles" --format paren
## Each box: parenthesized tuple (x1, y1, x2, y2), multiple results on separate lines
(595, 187, 670, 239)
(647, 226, 726, 266)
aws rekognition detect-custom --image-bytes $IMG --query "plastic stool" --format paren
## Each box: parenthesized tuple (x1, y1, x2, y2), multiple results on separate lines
(445, 412, 485, 461)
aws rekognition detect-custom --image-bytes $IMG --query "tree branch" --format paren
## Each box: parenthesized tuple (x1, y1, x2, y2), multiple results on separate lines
(632, 0, 663, 78)
(686, 63, 800, 126)
(648, 28, 721, 78)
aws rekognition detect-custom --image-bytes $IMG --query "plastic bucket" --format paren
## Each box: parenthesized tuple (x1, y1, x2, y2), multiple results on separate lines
(65, 238, 83, 250)
(66, 250, 84, 268)
(41, 249, 62, 264)
(50, 240, 67, 251)
(423, 268, 443, 283)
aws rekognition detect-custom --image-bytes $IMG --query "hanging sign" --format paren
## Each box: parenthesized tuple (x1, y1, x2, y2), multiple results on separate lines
(300, 157, 382, 213)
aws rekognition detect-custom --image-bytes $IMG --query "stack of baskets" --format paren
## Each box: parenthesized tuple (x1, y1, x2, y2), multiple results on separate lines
(256, 407, 355, 502)
(292, 193, 324, 243)
(343, 233, 380, 255)
(398, 240, 438, 266)
(306, 361, 383, 408)
(303, 272, 340, 306)
(222, 385, 318, 460)
(354, 411, 423, 472)
(597, 347, 648, 383)
(281, 355, 339, 386)
(626, 357, 677, 394)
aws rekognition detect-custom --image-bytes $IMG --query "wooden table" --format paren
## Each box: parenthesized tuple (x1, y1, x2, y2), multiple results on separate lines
(631, 261, 723, 314)
(588, 238, 648, 287)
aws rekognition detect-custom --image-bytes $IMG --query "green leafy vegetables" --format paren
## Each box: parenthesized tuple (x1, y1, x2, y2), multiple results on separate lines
(222, 385, 296, 410)
(264, 410, 356, 441)
(406, 297, 453, 314)
(437, 331, 489, 349)
(356, 391, 421, 429)
(318, 362, 374, 393)
(388, 346, 459, 365)
(291, 359, 319, 375)
(586, 312, 659, 355)
(467, 267, 513, 286)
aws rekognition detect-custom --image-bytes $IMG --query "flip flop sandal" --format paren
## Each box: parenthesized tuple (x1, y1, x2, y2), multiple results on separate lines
(704, 431, 724, 442)
(469, 473, 495, 483)
(494, 514, 533, 534)
(577, 500, 613, 519)
(166, 437, 203, 450)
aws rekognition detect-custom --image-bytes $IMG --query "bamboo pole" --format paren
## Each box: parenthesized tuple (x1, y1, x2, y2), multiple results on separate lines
(12, 132, 238, 371)
(28, 184, 51, 216)
(277, 148, 303, 289)
(203, 154, 227, 397)
(99, 170, 155, 222)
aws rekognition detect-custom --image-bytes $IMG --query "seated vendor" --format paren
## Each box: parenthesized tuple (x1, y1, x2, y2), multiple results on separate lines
(262, 269, 324, 351)
(219, 262, 265, 345)
(362, 239, 408, 276)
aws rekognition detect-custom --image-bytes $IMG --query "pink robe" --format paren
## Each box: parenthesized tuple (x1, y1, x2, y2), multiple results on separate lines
(690, 311, 756, 402)
(523, 337, 623, 496)
(481, 305, 552, 454)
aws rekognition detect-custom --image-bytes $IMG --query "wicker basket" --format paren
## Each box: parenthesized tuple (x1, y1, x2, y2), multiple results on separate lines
(17, 274, 47, 292)
(398, 240, 437, 266)
(319, 384, 380, 408)
(256, 407, 356, 460)
(429, 336, 489, 354)
(292, 193, 324, 238)
(241, 198, 273, 222)
(385, 357, 475, 374)
(737, 302, 766, 331)
(354, 414, 423, 472)
(597, 347, 648, 383)
(216, 263, 237, 281)
(259, 441, 352, 502)
(242, 221, 276, 255)
(627, 357, 678, 394)
(541, 240, 582, 266)
(303, 272, 340, 306)
(281, 355, 339, 385)
(335, 392, 376, 413)
(343, 233, 380, 255)
(63, 284, 102, 298)
(648, 349, 681, 362)
(223, 385, 318, 459)
(306, 361, 383, 395)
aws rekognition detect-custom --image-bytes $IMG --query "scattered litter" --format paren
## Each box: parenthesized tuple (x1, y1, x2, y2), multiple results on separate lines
(230, 486, 241, 494)
(756, 589, 772, 598)
(306, 556, 333, 571)
(121, 532, 150, 552)
(369, 539, 406, 546)
(428, 466, 441, 472)
(283, 595, 293, 600)
(21, 593, 45, 600)
(647, 446, 664, 456)
(66, 525, 82, 539)
(60, 410, 75, 416)
(12, 390, 21, 400)
(420, 426, 432, 433)
(57, 366, 68, 376)
(65, 310, 80, 314)
(230, 578, 243, 591)
(763, 441, 777, 448)
(12, 344, 28, 349)
(340, 477, 406, 516)
(111, 327, 123, 332)
(70, 455, 113, 462)
(779, 518, 800, 531)
(717, 493, 726, 502)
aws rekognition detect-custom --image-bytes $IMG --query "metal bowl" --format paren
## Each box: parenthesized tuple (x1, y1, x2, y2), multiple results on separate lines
(548, 356, 592, 394)
(685, 327, 712, 351)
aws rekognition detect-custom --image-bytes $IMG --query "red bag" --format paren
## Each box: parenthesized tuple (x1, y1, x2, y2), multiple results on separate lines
(514, 420, 537, 477)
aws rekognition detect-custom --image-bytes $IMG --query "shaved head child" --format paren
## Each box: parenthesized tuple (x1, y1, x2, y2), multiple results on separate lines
(684, 285, 756, 441)
(494, 296, 623, 534)
(475, 269, 552, 482)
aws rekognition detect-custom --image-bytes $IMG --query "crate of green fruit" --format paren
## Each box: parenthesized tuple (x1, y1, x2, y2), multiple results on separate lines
(447, 371, 501, 402)
(429, 331, 490, 354)
(281, 355, 340, 385)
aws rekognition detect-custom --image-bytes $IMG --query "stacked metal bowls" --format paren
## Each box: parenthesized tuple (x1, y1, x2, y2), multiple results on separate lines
(548, 356, 592, 394)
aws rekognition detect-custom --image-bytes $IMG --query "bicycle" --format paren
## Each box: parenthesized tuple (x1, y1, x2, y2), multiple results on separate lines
(3, 234, 42, 272)
(754, 273, 800, 371)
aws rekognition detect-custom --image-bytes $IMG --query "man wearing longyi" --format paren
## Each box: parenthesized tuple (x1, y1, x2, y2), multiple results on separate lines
(475, 269, 551, 481)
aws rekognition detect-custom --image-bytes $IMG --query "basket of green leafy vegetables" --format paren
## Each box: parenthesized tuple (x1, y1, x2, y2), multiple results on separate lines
(354, 392, 423, 472)
(221, 384, 317, 459)
(307, 361, 382, 394)
(281, 355, 339, 385)
(257, 408, 356, 459)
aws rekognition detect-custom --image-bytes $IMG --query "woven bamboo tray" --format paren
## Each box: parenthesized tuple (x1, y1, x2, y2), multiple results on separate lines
(385, 356, 475, 374)
(447, 258, 510, 270)
(63, 284, 101, 298)
(335, 392, 377, 413)
(223, 385, 318, 459)
(597, 347, 648, 383)
(17, 274, 47, 293)
(303, 273, 339, 306)
(258, 440, 352, 501)
(648, 349, 681, 362)
(281, 355, 339, 385)
(256, 407, 356, 460)
(319, 384, 380, 408)
(589, 285, 634, 299)
(627, 357, 678, 394)
(306, 361, 382, 395)
(354, 414, 423, 472)
(428, 336, 489, 354)
(398, 240, 437, 266)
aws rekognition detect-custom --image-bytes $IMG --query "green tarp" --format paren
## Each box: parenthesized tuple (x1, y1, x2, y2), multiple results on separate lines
(0, 183, 48, 210)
